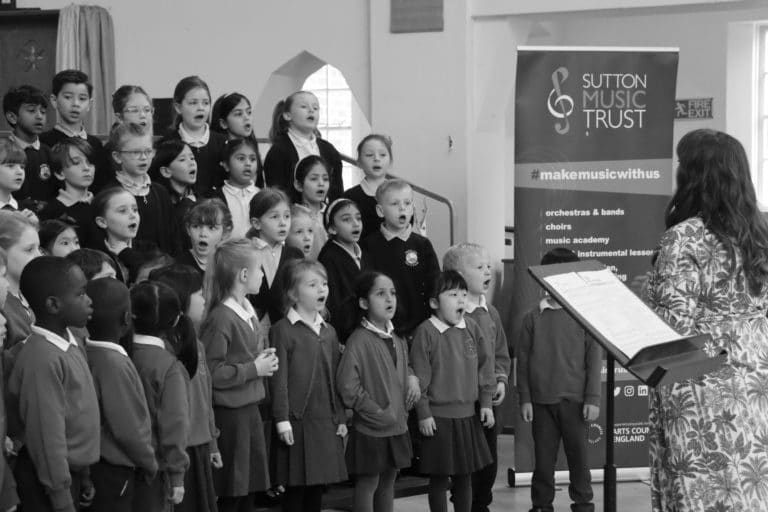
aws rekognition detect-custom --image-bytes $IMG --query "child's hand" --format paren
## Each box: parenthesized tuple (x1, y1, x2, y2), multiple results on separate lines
(169, 486, 185, 505)
(583, 404, 600, 421)
(79, 476, 95, 508)
(492, 382, 506, 406)
(4, 436, 15, 456)
(521, 403, 533, 422)
(210, 451, 223, 468)
(419, 417, 437, 437)
(254, 351, 279, 377)
(278, 426, 294, 446)
(336, 424, 348, 437)
(413, 196, 428, 235)
(480, 407, 495, 428)
(405, 375, 420, 409)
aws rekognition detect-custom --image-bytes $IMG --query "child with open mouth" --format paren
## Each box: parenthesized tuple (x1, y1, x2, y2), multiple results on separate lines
(294, 155, 331, 259)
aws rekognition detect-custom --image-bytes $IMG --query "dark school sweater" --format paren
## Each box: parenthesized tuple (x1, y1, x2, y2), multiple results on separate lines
(317, 240, 368, 342)
(87, 237, 142, 285)
(200, 304, 267, 408)
(248, 245, 304, 323)
(361, 229, 440, 336)
(263, 132, 344, 203)
(131, 337, 190, 487)
(336, 326, 410, 437)
(86, 340, 157, 474)
(40, 130, 112, 193)
(517, 304, 602, 407)
(38, 198, 95, 247)
(12, 142, 55, 209)
(410, 316, 495, 419)
(2, 293, 33, 349)
(7, 329, 100, 511)
(175, 249, 204, 277)
(465, 302, 511, 385)
(343, 185, 380, 241)
(160, 129, 228, 199)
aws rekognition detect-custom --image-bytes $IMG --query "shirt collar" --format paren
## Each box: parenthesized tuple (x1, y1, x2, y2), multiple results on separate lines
(178, 123, 210, 147)
(57, 187, 93, 207)
(361, 317, 394, 339)
(539, 296, 562, 312)
(287, 127, 317, 145)
(380, 223, 412, 242)
(9, 133, 40, 151)
(54, 123, 88, 140)
(133, 334, 167, 349)
(86, 339, 128, 357)
(115, 171, 151, 197)
(359, 178, 383, 197)
(287, 307, 325, 335)
(222, 181, 258, 198)
(252, 237, 284, 252)
(429, 315, 466, 334)
(30, 325, 78, 352)
(465, 295, 488, 314)
(223, 297, 258, 325)
(0, 196, 18, 210)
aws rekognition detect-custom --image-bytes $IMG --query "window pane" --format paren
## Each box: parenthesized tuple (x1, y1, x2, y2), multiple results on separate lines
(325, 128, 352, 157)
(327, 90, 352, 127)
(303, 67, 327, 90)
(326, 65, 349, 89)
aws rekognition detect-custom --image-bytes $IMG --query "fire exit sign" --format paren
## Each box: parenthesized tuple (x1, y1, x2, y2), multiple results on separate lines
(675, 98, 713, 120)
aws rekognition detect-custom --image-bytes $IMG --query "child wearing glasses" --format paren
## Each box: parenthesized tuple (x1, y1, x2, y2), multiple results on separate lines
(108, 123, 181, 256)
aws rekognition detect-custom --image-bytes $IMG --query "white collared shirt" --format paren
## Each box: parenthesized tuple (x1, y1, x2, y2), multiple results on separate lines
(133, 334, 167, 349)
(86, 339, 128, 357)
(380, 224, 412, 242)
(286, 307, 324, 336)
(178, 123, 210, 148)
(361, 317, 394, 338)
(465, 295, 488, 314)
(539, 296, 562, 313)
(8, 133, 40, 151)
(223, 297, 258, 330)
(252, 237, 283, 286)
(0, 196, 19, 211)
(222, 181, 259, 238)
(428, 315, 466, 334)
(359, 177, 386, 197)
(333, 240, 362, 269)
(30, 325, 78, 352)
(54, 124, 88, 140)
(287, 128, 320, 162)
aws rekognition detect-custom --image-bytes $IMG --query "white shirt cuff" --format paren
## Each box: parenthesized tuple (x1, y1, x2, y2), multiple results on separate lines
(276, 421, 292, 434)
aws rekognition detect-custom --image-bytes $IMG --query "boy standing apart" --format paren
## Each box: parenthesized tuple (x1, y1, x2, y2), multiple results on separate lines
(361, 179, 440, 338)
(7, 256, 99, 512)
(41, 70, 110, 194)
(518, 248, 601, 512)
(2, 85, 54, 210)
(443, 243, 511, 512)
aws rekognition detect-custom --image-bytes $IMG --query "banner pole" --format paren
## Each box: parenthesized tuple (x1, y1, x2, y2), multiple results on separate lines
(604, 355, 617, 512)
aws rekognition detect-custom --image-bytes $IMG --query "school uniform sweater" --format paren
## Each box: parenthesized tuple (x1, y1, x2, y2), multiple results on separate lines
(38, 190, 95, 246)
(161, 129, 227, 198)
(7, 327, 100, 511)
(2, 293, 33, 349)
(517, 301, 602, 407)
(188, 341, 219, 449)
(318, 240, 368, 342)
(107, 179, 181, 256)
(410, 316, 495, 420)
(9, 135, 54, 208)
(465, 298, 512, 385)
(249, 243, 304, 323)
(87, 237, 141, 284)
(200, 301, 268, 408)
(86, 340, 157, 474)
(264, 132, 344, 203)
(131, 335, 191, 487)
(361, 226, 441, 336)
(0, 360, 17, 511)
(343, 183, 381, 241)
(40, 129, 112, 193)
(336, 324, 410, 437)
(175, 249, 205, 277)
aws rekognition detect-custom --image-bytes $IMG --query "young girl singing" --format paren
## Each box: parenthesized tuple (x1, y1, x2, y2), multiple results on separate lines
(149, 139, 198, 241)
(286, 204, 315, 259)
(90, 186, 140, 284)
(318, 198, 367, 342)
(211, 92, 264, 188)
(344, 134, 392, 241)
(410, 270, 496, 512)
(200, 239, 279, 512)
(163, 76, 227, 197)
(270, 259, 347, 512)
(130, 281, 192, 511)
(337, 271, 420, 512)
(178, 199, 233, 276)
(264, 91, 343, 202)
(216, 138, 260, 239)
(293, 155, 329, 260)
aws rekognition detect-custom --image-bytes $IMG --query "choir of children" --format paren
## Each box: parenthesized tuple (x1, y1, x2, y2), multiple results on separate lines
(0, 70, 527, 512)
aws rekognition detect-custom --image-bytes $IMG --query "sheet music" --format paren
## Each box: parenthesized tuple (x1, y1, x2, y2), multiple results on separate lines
(543, 268, 680, 359)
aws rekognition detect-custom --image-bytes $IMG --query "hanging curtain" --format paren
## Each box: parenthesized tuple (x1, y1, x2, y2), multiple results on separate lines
(55, 4, 115, 136)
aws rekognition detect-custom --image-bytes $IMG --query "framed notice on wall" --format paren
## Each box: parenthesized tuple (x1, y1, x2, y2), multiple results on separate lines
(390, 0, 443, 33)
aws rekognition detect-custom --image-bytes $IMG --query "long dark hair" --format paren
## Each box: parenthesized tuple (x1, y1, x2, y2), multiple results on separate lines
(665, 129, 768, 295)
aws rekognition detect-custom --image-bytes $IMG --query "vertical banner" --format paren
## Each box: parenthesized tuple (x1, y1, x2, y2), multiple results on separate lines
(511, 47, 679, 473)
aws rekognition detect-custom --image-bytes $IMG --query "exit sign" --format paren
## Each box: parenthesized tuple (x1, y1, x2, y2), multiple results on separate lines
(675, 98, 713, 120)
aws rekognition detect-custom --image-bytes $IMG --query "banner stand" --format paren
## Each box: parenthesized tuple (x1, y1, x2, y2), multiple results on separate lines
(605, 356, 617, 512)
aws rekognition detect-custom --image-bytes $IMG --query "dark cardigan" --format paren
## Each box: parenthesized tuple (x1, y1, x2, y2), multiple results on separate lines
(317, 240, 369, 343)
(248, 245, 304, 324)
(160, 129, 228, 199)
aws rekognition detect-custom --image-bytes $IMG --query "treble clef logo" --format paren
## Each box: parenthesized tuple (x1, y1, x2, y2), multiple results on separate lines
(547, 67, 574, 135)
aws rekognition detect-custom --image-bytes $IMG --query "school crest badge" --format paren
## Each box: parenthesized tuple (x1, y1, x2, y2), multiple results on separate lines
(464, 337, 477, 358)
(405, 250, 419, 267)
(39, 164, 51, 181)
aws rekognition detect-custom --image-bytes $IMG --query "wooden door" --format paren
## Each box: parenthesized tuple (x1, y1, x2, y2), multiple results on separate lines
(0, 10, 58, 132)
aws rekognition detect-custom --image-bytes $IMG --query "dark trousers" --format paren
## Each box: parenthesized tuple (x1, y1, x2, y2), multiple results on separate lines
(15, 448, 81, 512)
(91, 460, 135, 512)
(531, 401, 593, 512)
(282, 484, 323, 512)
(471, 410, 498, 512)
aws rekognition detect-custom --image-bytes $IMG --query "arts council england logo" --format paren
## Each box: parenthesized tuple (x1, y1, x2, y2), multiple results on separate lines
(547, 67, 574, 135)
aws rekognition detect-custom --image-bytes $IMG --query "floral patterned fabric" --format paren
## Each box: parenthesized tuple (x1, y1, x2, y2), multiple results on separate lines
(644, 217, 768, 512)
